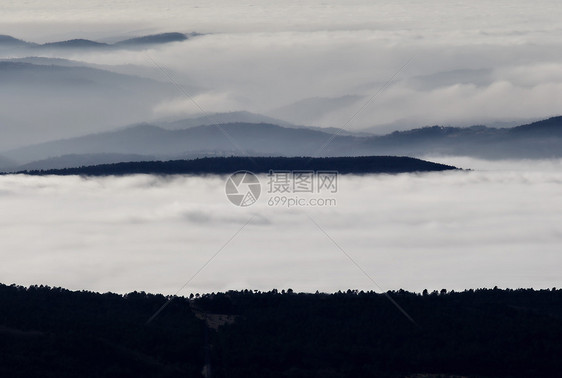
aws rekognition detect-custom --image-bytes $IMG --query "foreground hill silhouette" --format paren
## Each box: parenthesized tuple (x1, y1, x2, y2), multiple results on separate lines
(1, 283, 561, 377)
(10, 156, 458, 176)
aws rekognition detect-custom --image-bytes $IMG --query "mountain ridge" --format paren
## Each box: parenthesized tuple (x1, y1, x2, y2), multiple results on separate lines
(0, 32, 196, 50)
(3, 122, 349, 165)
(2, 116, 561, 171)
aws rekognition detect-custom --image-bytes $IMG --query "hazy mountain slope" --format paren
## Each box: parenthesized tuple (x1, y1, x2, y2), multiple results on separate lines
(0, 155, 16, 171)
(2, 56, 201, 84)
(1, 57, 92, 67)
(509, 116, 562, 137)
(362, 117, 543, 135)
(358, 116, 562, 159)
(0, 61, 171, 88)
(159, 111, 296, 129)
(0, 35, 37, 48)
(294, 125, 374, 137)
(0, 61, 184, 150)
(4, 123, 354, 165)
(3, 116, 561, 170)
(41, 39, 109, 49)
(0, 32, 195, 52)
(159, 111, 371, 137)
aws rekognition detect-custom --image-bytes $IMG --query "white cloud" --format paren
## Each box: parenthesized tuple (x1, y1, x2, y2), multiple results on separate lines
(1, 161, 561, 294)
(153, 91, 245, 117)
(2, 1, 562, 141)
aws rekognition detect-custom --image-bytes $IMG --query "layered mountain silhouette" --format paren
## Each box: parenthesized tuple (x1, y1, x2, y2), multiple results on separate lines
(2, 116, 560, 171)
(41, 39, 109, 49)
(3, 123, 349, 167)
(0, 32, 195, 51)
(159, 111, 296, 130)
(0, 61, 174, 88)
(363, 116, 562, 159)
(0, 35, 38, 48)
(160, 111, 370, 137)
(0, 59, 194, 150)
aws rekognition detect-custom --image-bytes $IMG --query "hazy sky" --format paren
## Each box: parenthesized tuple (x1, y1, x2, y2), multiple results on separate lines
(1, 159, 561, 295)
(1, 0, 561, 149)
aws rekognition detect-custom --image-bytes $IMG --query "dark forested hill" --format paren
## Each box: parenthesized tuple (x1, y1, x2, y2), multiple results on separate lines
(1, 283, 561, 377)
(0, 284, 203, 378)
(113, 32, 194, 46)
(9, 156, 458, 176)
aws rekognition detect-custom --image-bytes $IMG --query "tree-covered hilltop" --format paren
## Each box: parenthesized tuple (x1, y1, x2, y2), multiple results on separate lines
(0, 284, 204, 377)
(1, 283, 561, 377)
(9, 156, 457, 176)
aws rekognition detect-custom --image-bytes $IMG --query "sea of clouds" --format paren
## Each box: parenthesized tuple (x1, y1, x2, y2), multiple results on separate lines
(1, 158, 561, 295)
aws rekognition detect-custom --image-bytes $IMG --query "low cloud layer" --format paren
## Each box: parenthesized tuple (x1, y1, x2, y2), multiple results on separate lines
(1, 159, 561, 295)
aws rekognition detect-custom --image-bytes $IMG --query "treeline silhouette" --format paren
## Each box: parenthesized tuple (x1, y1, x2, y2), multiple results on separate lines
(0, 284, 203, 377)
(12, 156, 457, 176)
(1, 284, 561, 377)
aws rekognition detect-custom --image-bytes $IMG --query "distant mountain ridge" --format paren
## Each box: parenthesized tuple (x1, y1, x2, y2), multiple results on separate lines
(159, 111, 296, 130)
(41, 39, 109, 48)
(0, 59, 195, 151)
(0, 32, 196, 50)
(363, 116, 562, 158)
(3, 123, 350, 165)
(0, 61, 169, 86)
(158, 111, 371, 137)
(0, 35, 38, 48)
(1, 116, 561, 171)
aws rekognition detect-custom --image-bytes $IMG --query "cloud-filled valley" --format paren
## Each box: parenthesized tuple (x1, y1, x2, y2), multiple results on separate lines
(1, 161, 561, 295)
